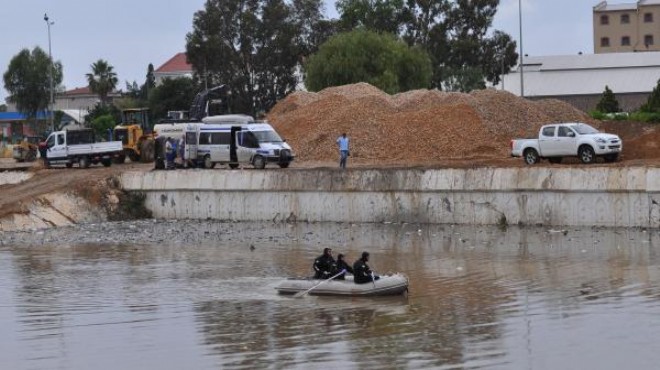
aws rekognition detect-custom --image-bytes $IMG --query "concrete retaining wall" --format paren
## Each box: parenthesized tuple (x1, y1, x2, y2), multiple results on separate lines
(120, 167, 660, 227)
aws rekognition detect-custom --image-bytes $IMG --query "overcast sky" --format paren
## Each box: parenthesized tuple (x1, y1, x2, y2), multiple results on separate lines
(1, 0, 598, 105)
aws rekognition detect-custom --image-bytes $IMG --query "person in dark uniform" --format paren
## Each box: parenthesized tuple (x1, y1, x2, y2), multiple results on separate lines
(353, 251, 380, 284)
(333, 253, 354, 280)
(313, 248, 337, 279)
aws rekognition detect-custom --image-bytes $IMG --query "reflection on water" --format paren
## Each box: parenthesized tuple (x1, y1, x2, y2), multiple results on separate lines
(2, 222, 660, 369)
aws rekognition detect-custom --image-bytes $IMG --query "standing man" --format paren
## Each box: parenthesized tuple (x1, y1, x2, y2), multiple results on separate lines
(336, 132, 349, 169)
(165, 137, 175, 170)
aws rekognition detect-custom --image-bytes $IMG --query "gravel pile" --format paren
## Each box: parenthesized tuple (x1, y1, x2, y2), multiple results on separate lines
(268, 83, 589, 163)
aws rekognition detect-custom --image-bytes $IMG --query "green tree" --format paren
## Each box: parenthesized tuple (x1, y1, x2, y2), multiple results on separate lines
(481, 30, 518, 86)
(642, 79, 660, 113)
(334, 0, 518, 89)
(305, 30, 432, 93)
(443, 66, 486, 92)
(186, 0, 324, 115)
(90, 114, 116, 140)
(148, 77, 197, 120)
(143, 63, 156, 98)
(596, 85, 620, 113)
(85, 102, 121, 127)
(86, 59, 118, 106)
(337, 0, 406, 35)
(3, 47, 63, 120)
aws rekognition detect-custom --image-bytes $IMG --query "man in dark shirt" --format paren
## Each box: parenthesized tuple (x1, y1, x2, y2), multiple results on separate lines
(313, 248, 337, 279)
(333, 253, 354, 280)
(353, 251, 380, 284)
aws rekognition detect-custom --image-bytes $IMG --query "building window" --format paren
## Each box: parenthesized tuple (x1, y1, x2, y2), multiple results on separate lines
(601, 15, 609, 25)
(601, 37, 610, 47)
(645, 12, 653, 23)
(645, 34, 654, 46)
(622, 36, 631, 46)
(621, 14, 630, 24)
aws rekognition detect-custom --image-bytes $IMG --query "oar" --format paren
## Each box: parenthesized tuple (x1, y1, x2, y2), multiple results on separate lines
(293, 269, 346, 298)
(370, 272, 376, 288)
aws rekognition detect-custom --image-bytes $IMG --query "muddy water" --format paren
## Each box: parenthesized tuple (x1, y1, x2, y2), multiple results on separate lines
(2, 222, 660, 369)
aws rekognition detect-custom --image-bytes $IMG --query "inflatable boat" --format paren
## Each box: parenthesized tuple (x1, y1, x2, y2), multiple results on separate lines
(275, 273, 409, 297)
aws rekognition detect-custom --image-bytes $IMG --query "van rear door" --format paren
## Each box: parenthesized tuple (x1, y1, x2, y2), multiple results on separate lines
(185, 131, 198, 162)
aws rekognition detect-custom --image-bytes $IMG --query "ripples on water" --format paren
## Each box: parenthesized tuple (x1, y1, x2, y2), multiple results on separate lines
(2, 222, 660, 369)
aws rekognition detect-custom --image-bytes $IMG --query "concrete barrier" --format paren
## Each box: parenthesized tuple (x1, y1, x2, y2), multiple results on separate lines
(120, 167, 660, 227)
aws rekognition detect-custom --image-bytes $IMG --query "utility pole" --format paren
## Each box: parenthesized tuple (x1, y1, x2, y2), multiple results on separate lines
(519, 0, 525, 98)
(44, 13, 55, 132)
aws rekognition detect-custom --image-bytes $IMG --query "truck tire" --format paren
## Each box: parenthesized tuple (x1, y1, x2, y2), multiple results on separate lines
(114, 154, 126, 164)
(26, 150, 36, 162)
(79, 156, 90, 169)
(548, 157, 562, 164)
(278, 162, 290, 168)
(253, 155, 266, 169)
(604, 153, 619, 163)
(203, 155, 215, 169)
(523, 149, 539, 165)
(140, 140, 155, 162)
(578, 145, 595, 164)
(128, 151, 141, 163)
(101, 158, 112, 167)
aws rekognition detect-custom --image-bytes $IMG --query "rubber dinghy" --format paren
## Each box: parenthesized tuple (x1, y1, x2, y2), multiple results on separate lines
(275, 273, 409, 297)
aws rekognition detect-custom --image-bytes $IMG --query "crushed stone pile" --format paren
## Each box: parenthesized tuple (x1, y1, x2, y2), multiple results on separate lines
(268, 83, 590, 163)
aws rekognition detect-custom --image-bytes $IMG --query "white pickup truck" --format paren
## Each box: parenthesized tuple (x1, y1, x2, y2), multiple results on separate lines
(43, 129, 124, 168)
(511, 123, 622, 164)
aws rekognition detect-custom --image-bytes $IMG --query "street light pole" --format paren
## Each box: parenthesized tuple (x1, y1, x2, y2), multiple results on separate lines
(44, 13, 54, 132)
(518, 0, 525, 98)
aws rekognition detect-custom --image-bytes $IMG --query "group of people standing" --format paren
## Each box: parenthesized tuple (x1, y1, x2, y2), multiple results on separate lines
(164, 136, 186, 170)
(313, 248, 380, 284)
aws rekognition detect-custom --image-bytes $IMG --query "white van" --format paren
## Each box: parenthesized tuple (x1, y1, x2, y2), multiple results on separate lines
(184, 121, 294, 169)
(153, 114, 257, 141)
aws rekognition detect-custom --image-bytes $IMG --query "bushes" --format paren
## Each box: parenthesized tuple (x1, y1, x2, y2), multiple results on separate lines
(629, 111, 660, 123)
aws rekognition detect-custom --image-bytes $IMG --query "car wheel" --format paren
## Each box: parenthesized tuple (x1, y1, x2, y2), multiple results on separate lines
(253, 155, 266, 169)
(79, 157, 90, 169)
(579, 146, 595, 164)
(523, 149, 539, 165)
(140, 140, 155, 162)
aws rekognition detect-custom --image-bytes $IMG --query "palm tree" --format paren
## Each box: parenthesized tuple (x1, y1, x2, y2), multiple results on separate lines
(86, 59, 118, 106)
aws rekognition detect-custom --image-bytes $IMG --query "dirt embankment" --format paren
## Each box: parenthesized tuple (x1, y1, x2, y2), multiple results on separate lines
(267, 82, 660, 167)
(0, 161, 152, 232)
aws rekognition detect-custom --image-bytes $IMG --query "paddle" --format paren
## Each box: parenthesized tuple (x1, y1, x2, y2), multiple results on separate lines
(293, 269, 346, 298)
(370, 272, 376, 288)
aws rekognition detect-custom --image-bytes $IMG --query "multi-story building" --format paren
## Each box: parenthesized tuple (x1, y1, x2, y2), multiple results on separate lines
(594, 0, 660, 53)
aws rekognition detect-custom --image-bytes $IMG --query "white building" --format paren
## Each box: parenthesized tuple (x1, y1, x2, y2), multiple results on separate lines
(501, 51, 660, 111)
